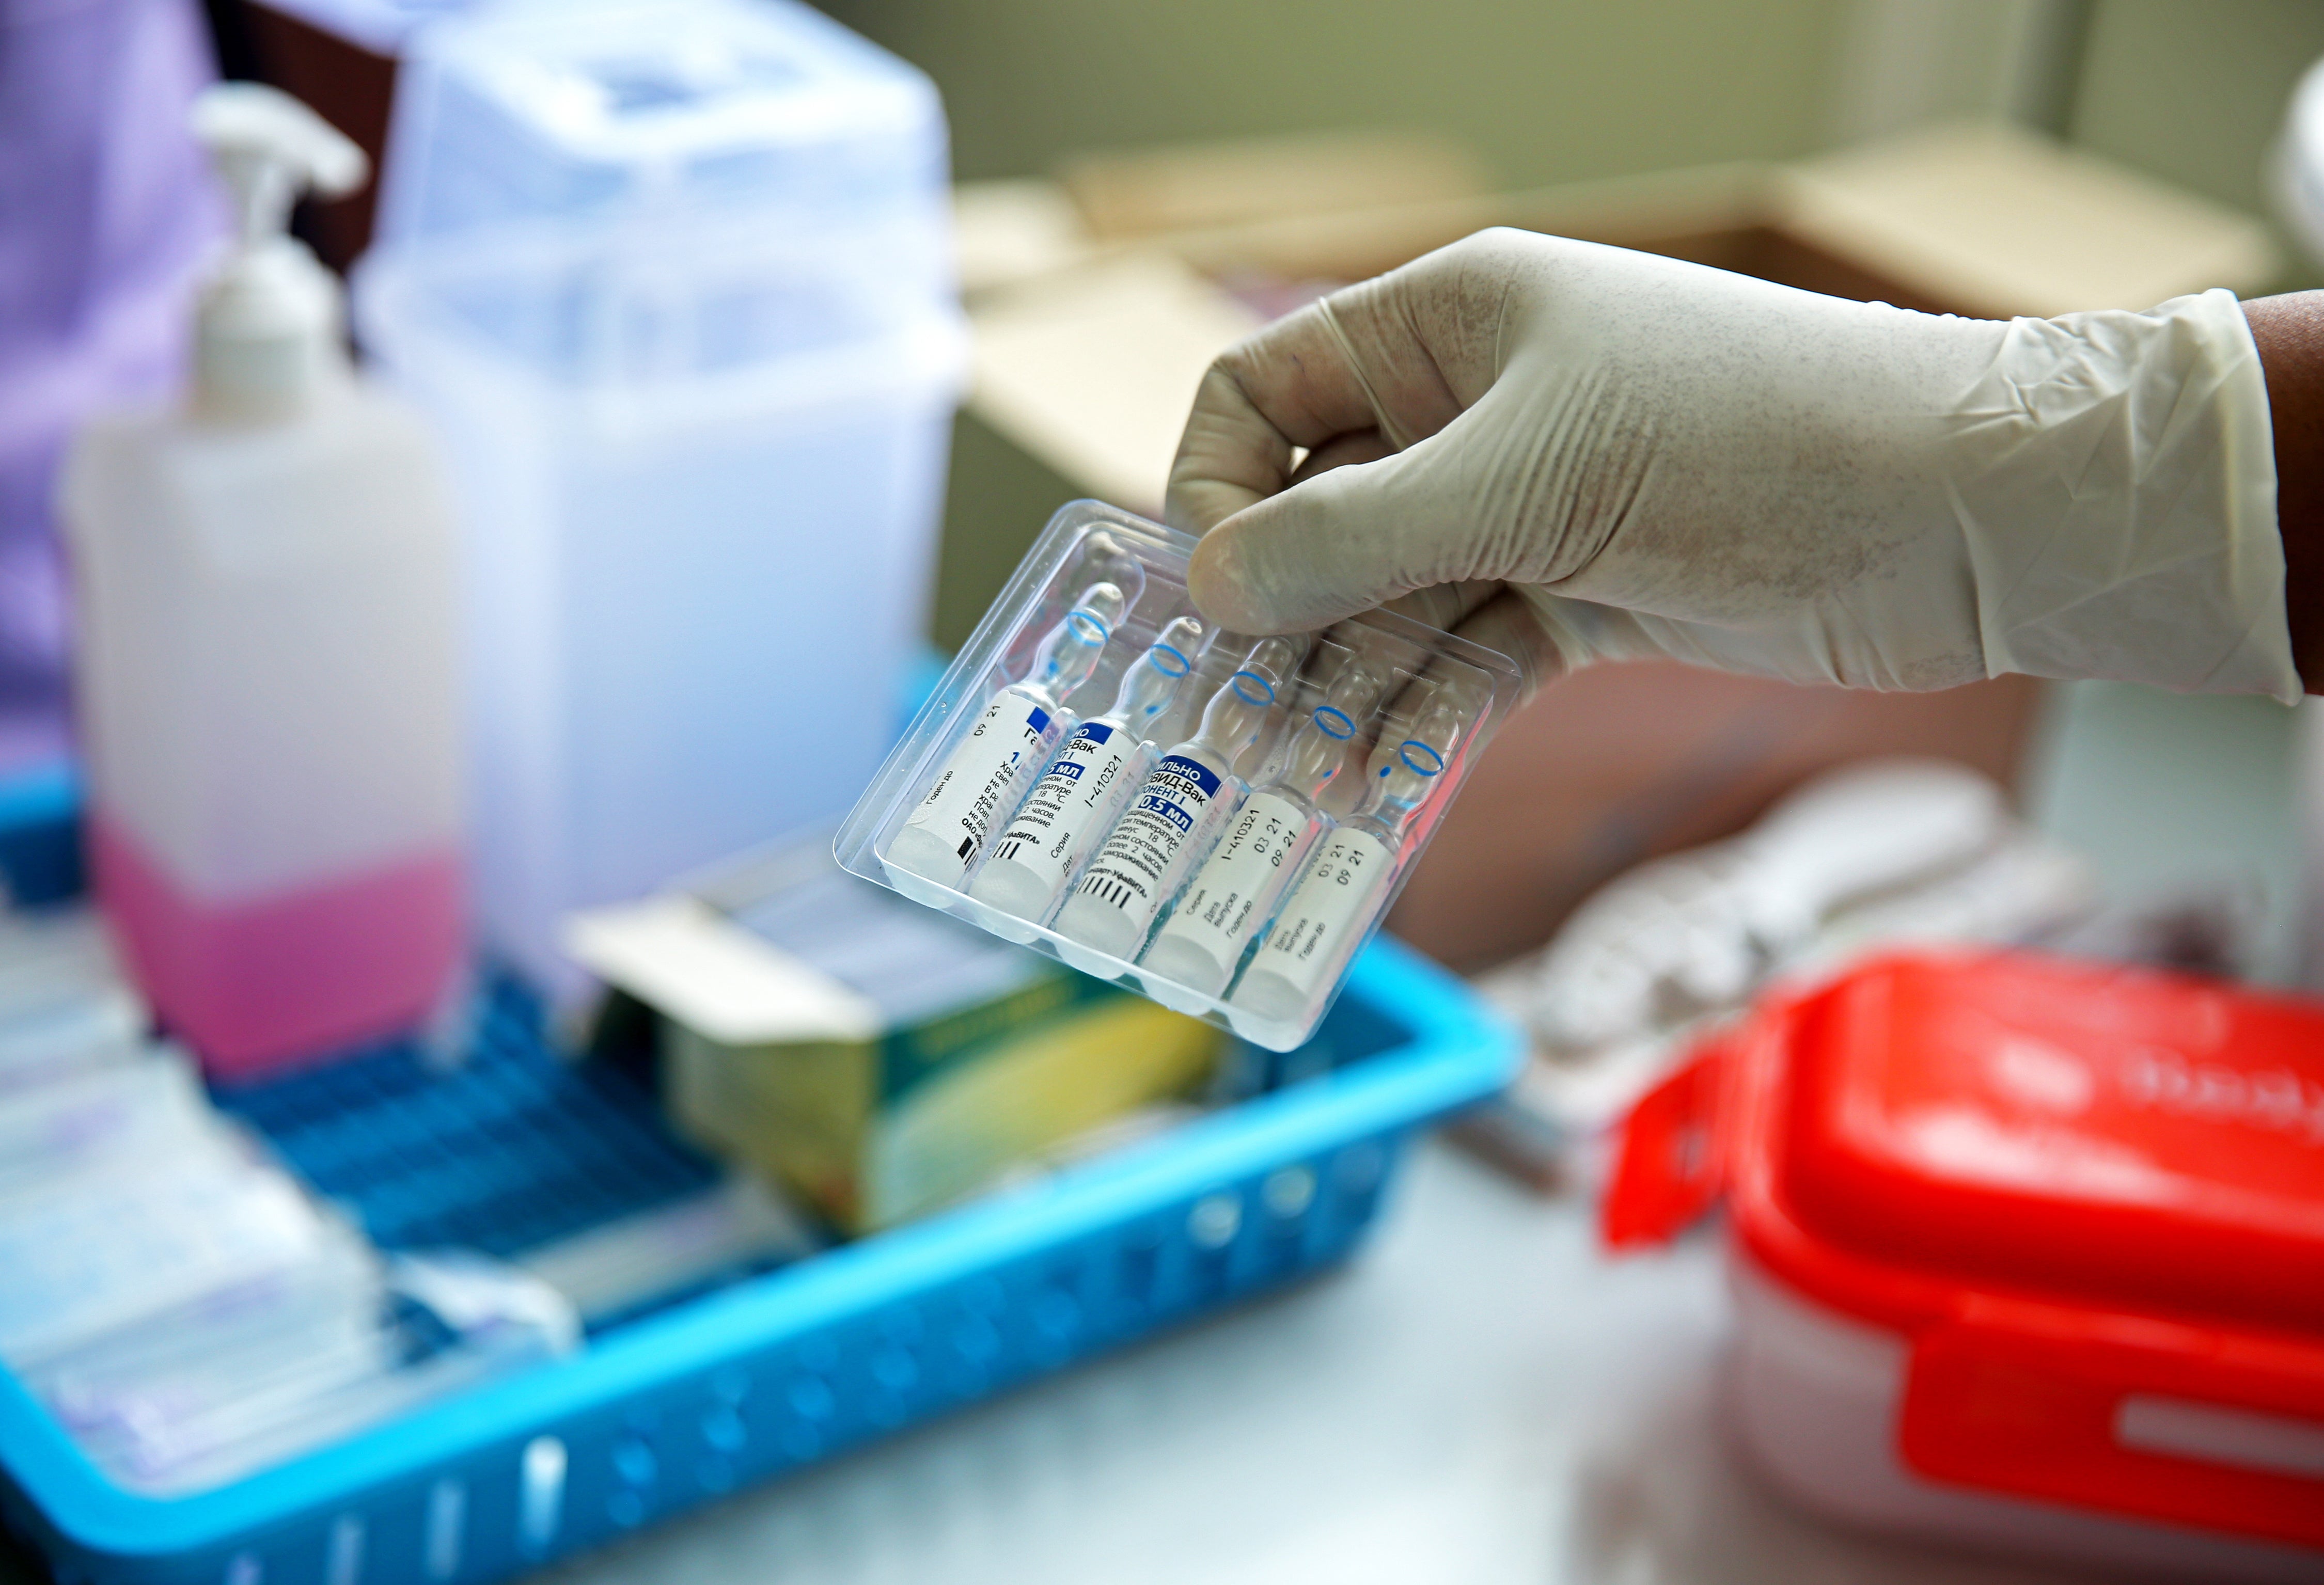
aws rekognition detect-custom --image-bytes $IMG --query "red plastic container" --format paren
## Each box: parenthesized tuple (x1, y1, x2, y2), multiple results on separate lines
(1608, 950, 2324, 1579)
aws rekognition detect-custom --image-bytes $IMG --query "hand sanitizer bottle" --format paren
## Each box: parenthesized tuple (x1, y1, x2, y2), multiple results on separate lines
(885, 578, 1131, 890)
(1140, 652, 1388, 997)
(1053, 633, 1306, 964)
(969, 613, 1205, 925)
(59, 86, 463, 1077)
(1230, 685, 1480, 1029)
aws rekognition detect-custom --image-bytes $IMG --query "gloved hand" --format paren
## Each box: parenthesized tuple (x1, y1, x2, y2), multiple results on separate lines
(1167, 228, 2299, 701)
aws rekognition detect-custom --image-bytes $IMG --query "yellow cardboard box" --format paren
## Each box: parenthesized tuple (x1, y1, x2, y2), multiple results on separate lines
(567, 854, 1222, 1233)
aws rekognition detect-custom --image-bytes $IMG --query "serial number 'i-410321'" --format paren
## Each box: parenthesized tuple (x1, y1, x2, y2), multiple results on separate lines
(1072, 754, 1221, 921)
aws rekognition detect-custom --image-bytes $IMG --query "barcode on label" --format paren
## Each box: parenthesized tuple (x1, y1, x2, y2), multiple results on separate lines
(1080, 875, 1137, 910)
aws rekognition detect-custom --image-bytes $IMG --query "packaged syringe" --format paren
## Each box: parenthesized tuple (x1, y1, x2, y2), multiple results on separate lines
(836, 501, 1520, 1051)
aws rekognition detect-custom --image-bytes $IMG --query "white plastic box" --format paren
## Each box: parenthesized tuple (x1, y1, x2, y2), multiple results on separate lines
(354, 0, 966, 999)
(836, 501, 1522, 1051)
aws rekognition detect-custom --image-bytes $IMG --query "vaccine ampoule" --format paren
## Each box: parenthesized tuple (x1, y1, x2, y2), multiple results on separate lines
(885, 579, 1128, 889)
(969, 614, 1206, 923)
(1053, 634, 1306, 963)
(1229, 687, 1476, 1026)
(1139, 653, 1388, 997)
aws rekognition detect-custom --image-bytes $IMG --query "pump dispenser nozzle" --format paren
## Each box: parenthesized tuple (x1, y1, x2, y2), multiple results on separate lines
(189, 85, 369, 420)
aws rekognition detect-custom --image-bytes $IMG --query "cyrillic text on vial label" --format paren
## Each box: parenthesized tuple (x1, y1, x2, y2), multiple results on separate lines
(989, 720, 1138, 893)
(1158, 790, 1311, 959)
(901, 690, 1055, 876)
(1074, 753, 1223, 925)
(1255, 829, 1394, 998)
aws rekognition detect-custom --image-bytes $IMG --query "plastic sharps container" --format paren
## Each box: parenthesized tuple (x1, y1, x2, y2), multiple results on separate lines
(354, 0, 967, 1003)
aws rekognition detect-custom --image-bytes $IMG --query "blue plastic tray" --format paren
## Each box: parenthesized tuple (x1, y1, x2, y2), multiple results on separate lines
(0, 934, 1517, 1584)
(0, 759, 80, 909)
(212, 985, 727, 1264)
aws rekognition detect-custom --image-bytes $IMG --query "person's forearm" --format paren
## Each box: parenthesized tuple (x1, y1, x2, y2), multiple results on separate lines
(2244, 292, 2324, 692)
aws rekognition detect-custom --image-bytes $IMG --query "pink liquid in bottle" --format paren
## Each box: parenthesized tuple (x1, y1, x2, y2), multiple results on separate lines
(94, 815, 463, 1078)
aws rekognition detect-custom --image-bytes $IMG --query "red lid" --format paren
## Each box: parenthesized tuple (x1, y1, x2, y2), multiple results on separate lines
(1605, 950, 2324, 1547)
(1758, 952, 2324, 1335)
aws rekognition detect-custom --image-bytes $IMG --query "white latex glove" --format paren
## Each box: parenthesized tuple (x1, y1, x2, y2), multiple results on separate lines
(1168, 229, 2299, 702)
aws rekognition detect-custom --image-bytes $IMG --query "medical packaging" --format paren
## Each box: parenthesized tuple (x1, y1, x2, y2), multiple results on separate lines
(1457, 759, 2099, 1187)
(1607, 952, 2324, 1579)
(0, 909, 148, 1095)
(567, 836, 1227, 1232)
(838, 501, 1522, 1050)
(355, 0, 965, 1003)
(25, 1246, 578, 1495)
(510, 1174, 818, 1326)
(0, 899, 583, 1497)
(60, 85, 464, 1074)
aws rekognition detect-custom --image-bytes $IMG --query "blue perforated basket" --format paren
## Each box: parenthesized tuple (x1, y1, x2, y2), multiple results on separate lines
(0, 759, 81, 910)
(0, 907, 1517, 1585)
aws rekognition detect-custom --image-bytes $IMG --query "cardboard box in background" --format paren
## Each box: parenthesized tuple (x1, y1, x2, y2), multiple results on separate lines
(947, 122, 2278, 972)
(1392, 664, 2041, 972)
(1056, 129, 1496, 245)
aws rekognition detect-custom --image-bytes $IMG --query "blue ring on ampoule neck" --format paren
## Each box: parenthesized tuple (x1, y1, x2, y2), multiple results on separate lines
(1148, 643, 1191, 676)
(1230, 670, 1276, 706)
(1066, 609, 1109, 645)
(1400, 740, 1447, 776)
(1314, 706, 1357, 739)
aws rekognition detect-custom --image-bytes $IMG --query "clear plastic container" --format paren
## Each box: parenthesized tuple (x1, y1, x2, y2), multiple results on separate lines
(367, 0, 953, 380)
(836, 501, 1523, 1051)
(354, 0, 965, 1001)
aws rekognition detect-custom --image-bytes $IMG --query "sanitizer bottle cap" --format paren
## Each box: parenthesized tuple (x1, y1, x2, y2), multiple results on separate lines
(190, 85, 369, 421)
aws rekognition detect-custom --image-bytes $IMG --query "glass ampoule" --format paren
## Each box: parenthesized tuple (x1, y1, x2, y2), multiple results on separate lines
(1053, 633, 1307, 963)
(1140, 652, 1389, 996)
(1229, 685, 1478, 1027)
(885, 578, 1129, 887)
(969, 613, 1206, 923)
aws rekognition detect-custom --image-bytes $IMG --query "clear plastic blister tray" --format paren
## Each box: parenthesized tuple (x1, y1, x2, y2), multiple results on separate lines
(836, 501, 1522, 1050)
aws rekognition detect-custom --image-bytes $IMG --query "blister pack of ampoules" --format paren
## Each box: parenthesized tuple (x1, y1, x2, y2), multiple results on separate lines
(835, 501, 1524, 1051)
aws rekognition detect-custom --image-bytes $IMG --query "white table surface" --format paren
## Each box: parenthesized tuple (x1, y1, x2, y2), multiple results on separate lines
(543, 1139, 2105, 1585)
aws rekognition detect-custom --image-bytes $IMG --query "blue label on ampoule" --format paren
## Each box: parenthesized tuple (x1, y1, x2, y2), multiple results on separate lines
(899, 689, 1063, 878)
(1136, 792, 1196, 834)
(1159, 753, 1222, 798)
(984, 712, 1145, 889)
(1070, 750, 1232, 925)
